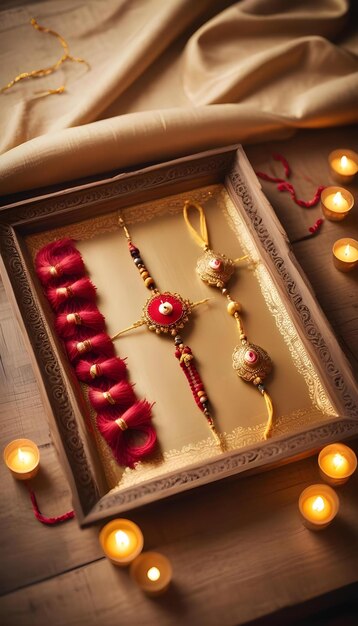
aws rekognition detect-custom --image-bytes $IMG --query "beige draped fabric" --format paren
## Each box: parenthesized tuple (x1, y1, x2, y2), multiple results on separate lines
(0, 0, 357, 196)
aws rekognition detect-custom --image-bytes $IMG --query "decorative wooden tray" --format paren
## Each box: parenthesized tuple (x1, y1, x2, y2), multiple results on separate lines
(1, 146, 357, 526)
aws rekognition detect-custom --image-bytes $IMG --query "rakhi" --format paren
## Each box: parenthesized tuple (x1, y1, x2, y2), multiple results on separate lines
(34, 238, 157, 468)
(183, 200, 274, 439)
(115, 215, 221, 445)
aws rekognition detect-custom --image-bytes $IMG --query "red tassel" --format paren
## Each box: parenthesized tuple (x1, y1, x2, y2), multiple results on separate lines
(75, 356, 128, 384)
(35, 239, 85, 286)
(97, 400, 156, 467)
(66, 332, 115, 362)
(55, 305, 105, 338)
(47, 277, 96, 310)
(89, 381, 136, 412)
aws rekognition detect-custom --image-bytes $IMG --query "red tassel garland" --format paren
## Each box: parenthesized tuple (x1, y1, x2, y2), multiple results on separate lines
(89, 381, 136, 412)
(35, 238, 157, 468)
(47, 277, 96, 310)
(35, 239, 85, 286)
(75, 356, 127, 383)
(65, 332, 115, 362)
(96, 401, 156, 467)
(55, 305, 105, 338)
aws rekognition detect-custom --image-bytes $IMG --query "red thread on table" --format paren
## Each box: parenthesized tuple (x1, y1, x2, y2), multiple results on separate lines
(308, 218, 324, 235)
(35, 239, 157, 468)
(255, 154, 324, 209)
(277, 182, 325, 208)
(272, 153, 291, 178)
(28, 488, 74, 525)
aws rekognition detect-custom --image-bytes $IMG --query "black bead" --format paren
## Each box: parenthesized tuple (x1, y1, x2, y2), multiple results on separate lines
(148, 283, 156, 290)
(130, 248, 140, 257)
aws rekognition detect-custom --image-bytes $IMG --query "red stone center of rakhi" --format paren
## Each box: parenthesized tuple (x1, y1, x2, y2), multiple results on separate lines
(147, 294, 184, 326)
(244, 349, 258, 364)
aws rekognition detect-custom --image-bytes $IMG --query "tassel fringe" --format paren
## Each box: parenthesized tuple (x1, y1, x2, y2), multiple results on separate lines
(34, 239, 157, 467)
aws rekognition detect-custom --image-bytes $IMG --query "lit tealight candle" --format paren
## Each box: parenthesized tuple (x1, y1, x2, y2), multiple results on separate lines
(318, 443, 357, 485)
(99, 519, 143, 566)
(3, 438, 40, 480)
(130, 551, 172, 596)
(320, 186, 354, 221)
(298, 484, 339, 530)
(332, 238, 358, 272)
(329, 149, 358, 184)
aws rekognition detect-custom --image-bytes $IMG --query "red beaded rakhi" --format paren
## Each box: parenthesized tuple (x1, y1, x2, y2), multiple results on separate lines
(183, 200, 274, 440)
(115, 216, 221, 446)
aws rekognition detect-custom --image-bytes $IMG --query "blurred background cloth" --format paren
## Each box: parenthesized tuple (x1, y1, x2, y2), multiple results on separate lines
(0, 0, 357, 195)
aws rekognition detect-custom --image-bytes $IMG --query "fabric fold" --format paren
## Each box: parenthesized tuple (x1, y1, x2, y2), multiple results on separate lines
(0, 0, 357, 196)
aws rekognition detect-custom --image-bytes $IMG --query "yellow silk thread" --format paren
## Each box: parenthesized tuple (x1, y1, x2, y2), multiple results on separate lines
(1, 18, 89, 96)
(262, 390, 274, 440)
(183, 200, 209, 250)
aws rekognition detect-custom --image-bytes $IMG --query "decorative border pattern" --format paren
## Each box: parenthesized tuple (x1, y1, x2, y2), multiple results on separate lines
(0, 224, 99, 514)
(91, 417, 358, 515)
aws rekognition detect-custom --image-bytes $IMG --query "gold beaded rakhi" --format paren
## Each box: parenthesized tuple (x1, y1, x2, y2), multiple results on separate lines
(183, 200, 274, 439)
(113, 215, 221, 446)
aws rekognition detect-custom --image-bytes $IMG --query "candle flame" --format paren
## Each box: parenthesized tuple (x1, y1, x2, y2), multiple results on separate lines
(147, 566, 161, 581)
(344, 244, 350, 257)
(333, 191, 343, 206)
(332, 453, 345, 469)
(340, 155, 348, 169)
(312, 496, 325, 512)
(18, 448, 26, 462)
(115, 530, 130, 548)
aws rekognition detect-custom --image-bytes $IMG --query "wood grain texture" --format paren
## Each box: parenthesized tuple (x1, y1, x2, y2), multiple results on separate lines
(1, 127, 358, 626)
(0, 454, 358, 625)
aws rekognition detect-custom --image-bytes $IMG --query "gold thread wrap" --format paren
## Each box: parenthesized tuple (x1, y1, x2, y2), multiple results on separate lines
(66, 312, 82, 325)
(115, 418, 128, 431)
(90, 364, 100, 379)
(103, 391, 115, 405)
(76, 339, 92, 354)
(50, 265, 59, 276)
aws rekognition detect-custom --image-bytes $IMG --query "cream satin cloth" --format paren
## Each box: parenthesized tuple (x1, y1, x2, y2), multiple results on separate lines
(0, 0, 357, 196)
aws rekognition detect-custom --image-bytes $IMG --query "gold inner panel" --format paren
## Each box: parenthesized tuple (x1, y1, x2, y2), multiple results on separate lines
(26, 185, 337, 490)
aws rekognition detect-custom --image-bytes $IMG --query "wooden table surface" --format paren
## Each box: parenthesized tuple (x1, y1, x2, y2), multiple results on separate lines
(1, 127, 358, 626)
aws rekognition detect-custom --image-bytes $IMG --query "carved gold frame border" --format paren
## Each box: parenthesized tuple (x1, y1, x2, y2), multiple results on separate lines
(1, 146, 357, 525)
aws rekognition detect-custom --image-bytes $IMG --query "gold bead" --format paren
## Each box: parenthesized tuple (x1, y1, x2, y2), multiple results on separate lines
(197, 390, 206, 398)
(144, 277, 154, 288)
(141, 271, 149, 280)
(227, 301, 241, 315)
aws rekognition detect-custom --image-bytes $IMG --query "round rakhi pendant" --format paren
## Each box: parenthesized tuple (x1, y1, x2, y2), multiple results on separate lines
(142, 292, 192, 335)
(232, 343, 272, 384)
(196, 250, 235, 289)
